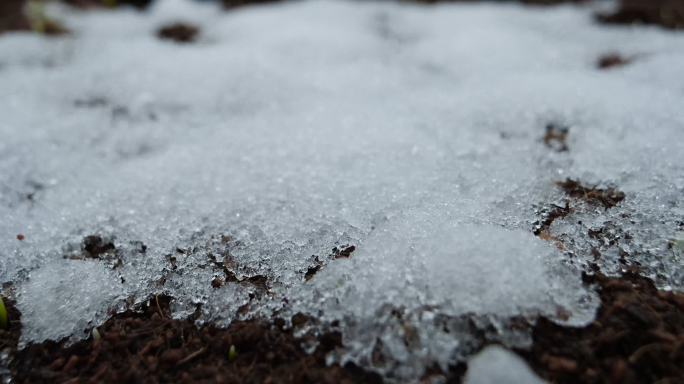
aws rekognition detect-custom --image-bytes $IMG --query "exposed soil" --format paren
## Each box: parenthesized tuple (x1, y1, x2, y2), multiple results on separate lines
(598, 53, 633, 70)
(556, 179, 626, 210)
(60, 0, 153, 9)
(517, 270, 684, 384)
(409, 0, 584, 4)
(534, 179, 624, 246)
(597, 0, 684, 30)
(7, 295, 382, 384)
(543, 122, 569, 152)
(157, 23, 200, 44)
(221, 0, 285, 10)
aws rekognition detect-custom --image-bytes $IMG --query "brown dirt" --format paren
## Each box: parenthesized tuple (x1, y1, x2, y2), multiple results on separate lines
(517, 271, 684, 384)
(157, 23, 200, 44)
(534, 179, 624, 246)
(598, 54, 633, 69)
(60, 0, 153, 9)
(221, 0, 285, 10)
(7, 295, 382, 384)
(597, 0, 684, 30)
(543, 122, 569, 152)
(406, 0, 584, 4)
(555, 179, 626, 210)
(0, 0, 29, 34)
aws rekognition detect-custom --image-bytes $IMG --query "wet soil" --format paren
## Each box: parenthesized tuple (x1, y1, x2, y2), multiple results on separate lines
(598, 53, 633, 70)
(60, 0, 153, 9)
(517, 271, 684, 384)
(157, 23, 200, 44)
(543, 122, 570, 152)
(597, 0, 684, 30)
(221, 0, 285, 9)
(5, 296, 382, 384)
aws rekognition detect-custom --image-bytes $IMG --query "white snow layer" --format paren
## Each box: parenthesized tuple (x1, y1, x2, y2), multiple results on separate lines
(1, 0, 684, 381)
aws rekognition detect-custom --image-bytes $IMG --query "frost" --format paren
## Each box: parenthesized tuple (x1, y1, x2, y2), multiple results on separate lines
(463, 345, 545, 384)
(1, 0, 684, 381)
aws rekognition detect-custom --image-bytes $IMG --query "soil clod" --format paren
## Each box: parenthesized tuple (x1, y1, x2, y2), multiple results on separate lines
(333, 245, 356, 259)
(543, 122, 569, 152)
(7, 294, 382, 383)
(598, 53, 633, 69)
(157, 22, 200, 43)
(556, 179, 625, 210)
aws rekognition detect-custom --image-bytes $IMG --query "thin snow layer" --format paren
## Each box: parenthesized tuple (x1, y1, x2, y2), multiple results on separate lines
(463, 345, 546, 384)
(16, 260, 124, 342)
(291, 222, 595, 376)
(1, 0, 684, 380)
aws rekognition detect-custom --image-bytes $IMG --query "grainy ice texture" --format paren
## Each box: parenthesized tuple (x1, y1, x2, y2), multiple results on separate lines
(16, 260, 124, 342)
(1, 0, 684, 381)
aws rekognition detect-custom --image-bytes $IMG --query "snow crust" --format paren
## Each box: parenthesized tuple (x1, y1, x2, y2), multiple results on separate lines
(1, 0, 684, 381)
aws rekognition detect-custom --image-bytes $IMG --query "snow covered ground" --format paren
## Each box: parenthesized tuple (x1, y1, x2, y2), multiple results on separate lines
(1, 0, 684, 381)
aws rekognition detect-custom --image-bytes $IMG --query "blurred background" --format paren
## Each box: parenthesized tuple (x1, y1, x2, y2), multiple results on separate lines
(2, 0, 683, 36)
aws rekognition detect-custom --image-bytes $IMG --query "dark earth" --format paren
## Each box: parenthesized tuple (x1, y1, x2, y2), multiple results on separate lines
(2, 0, 684, 383)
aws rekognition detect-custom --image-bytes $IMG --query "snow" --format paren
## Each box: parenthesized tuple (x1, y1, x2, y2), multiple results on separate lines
(1, 0, 684, 381)
(463, 345, 546, 384)
(16, 259, 124, 343)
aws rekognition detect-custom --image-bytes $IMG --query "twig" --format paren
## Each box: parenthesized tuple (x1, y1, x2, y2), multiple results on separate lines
(176, 347, 206, 365)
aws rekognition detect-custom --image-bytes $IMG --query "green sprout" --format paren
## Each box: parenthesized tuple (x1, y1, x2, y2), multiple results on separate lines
(92, 327, 101, 341)
(26, 0, 68, 35)
(0, 296, 8, 330)
(228, 345, 236, 362)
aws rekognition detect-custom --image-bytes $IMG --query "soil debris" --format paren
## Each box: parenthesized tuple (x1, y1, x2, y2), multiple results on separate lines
(517, 271, 684, 384)
(157, 23, 200, 44)
(222, 0, 284, 10)
(61, 0, 153, 10)
(556, 179, 626, 210)
(543, 122, 569, 152)
(305, 256, 324, 282)
(598, 53, 633, 69)
(8, 294, 382, 384)
(596, 0, 684, 30)
(406, 0, 583, 4)
(332, 245, 356, 259)
(82, 235, 116, 259)
(533, 202, 570, 246)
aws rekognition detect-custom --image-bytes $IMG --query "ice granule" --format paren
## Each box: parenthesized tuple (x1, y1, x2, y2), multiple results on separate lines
(463, 345, 546, 384)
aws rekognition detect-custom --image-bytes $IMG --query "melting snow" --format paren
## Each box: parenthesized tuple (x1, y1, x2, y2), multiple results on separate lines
(1, 0, 684, 381)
